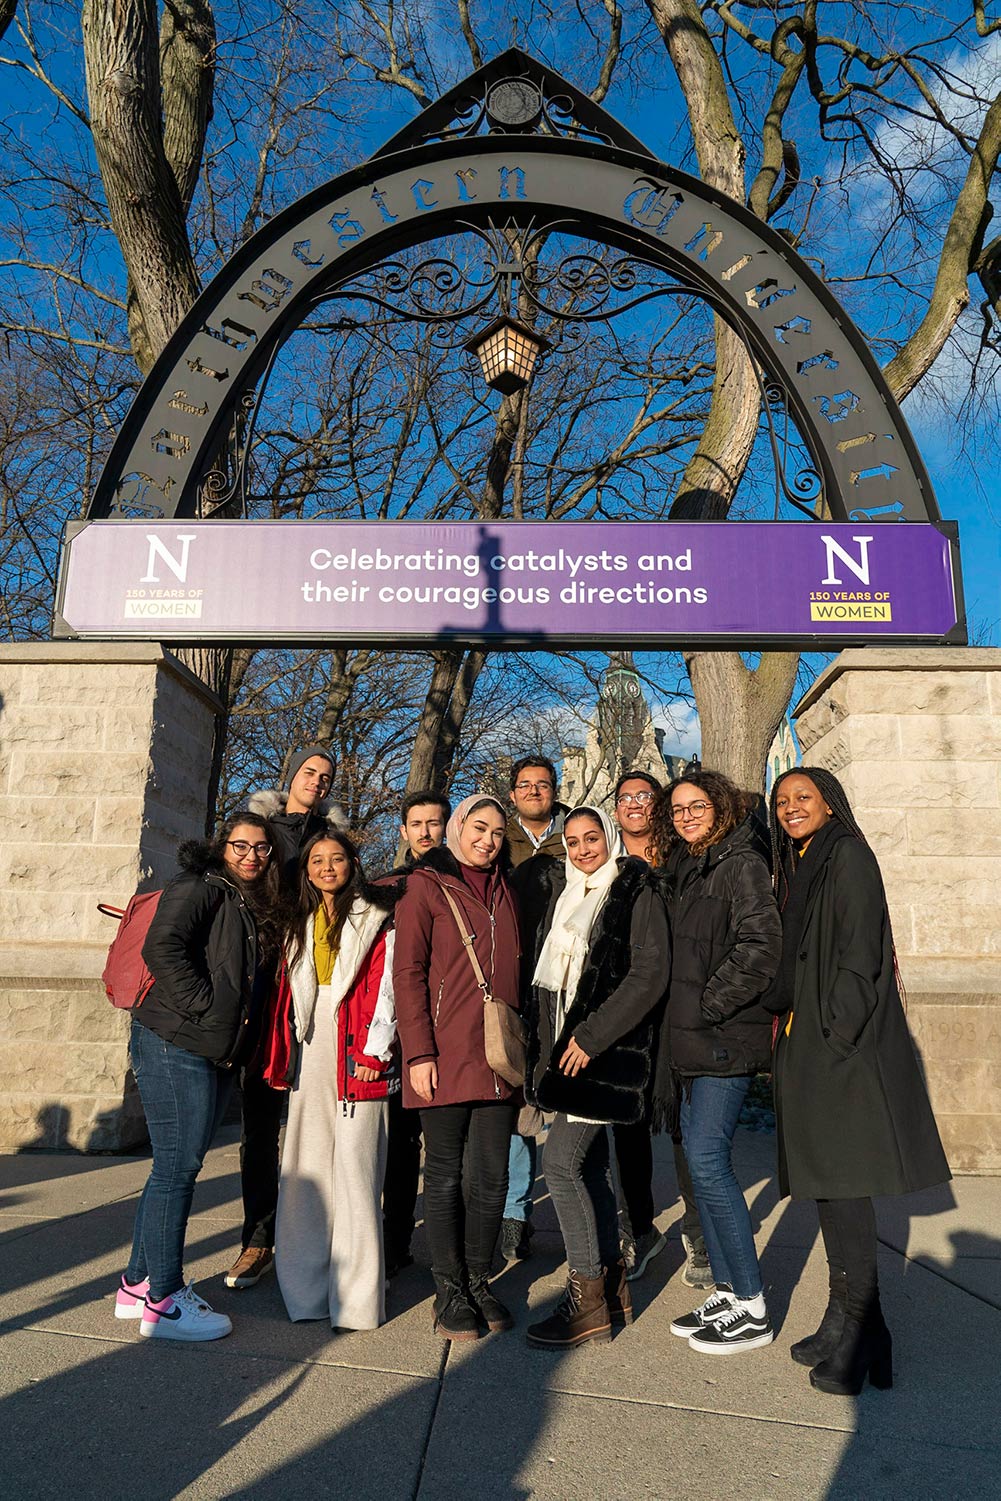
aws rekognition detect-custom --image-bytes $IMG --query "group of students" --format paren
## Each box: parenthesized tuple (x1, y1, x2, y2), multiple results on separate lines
(116, 745, 950, 1400)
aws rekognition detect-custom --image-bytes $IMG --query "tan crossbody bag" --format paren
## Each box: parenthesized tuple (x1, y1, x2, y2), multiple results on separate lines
(437, 883, 527, 1087)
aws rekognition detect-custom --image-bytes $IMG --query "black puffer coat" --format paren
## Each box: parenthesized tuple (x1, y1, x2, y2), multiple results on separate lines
(663, 816, 782, 1077)
(137, 842, 260, 1068)
(772, 834, 950, 1200)
(525, 857, 670, 1125)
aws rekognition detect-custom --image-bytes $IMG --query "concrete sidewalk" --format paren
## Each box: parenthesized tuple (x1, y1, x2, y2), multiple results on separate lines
(2, 1127, 998, 1500)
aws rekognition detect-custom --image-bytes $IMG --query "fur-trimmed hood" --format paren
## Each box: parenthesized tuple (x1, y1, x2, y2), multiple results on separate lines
(247, 789, 348, 829)
(176, 839, 227, 878)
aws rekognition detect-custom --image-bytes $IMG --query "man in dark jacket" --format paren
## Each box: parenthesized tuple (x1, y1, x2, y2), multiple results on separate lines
(226, 743, 344, 1290)
(378, 789, 451, 1277)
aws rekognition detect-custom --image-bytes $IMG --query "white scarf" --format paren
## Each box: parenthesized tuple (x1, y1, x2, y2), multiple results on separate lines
(533, 806, 620, 1010)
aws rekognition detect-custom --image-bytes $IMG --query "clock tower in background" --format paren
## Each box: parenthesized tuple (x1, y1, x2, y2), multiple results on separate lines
(560, 652, 689, 808)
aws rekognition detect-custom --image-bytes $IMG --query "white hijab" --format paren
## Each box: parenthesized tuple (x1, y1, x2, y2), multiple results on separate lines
(533, 806, 620, 1008)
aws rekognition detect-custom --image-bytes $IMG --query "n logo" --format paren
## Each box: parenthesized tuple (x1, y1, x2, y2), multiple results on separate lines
(141, 533, 197, 584)
(820, 534, 873, 586)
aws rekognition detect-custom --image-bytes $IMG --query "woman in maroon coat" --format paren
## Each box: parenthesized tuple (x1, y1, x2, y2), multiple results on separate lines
(393, 794, 521, 1342)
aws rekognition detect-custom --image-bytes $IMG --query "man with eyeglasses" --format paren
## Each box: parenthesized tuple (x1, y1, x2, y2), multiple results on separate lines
(497, 755, 569, 1260)
(611, 770, 713, 1292)
(226, 744, 345, 1291)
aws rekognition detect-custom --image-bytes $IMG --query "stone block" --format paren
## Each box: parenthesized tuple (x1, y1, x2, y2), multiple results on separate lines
(0, 1041, 131, 1095)
(878, 856, 1001, 911)
(75, 1089, 147, 1151)
(909, 905, 1001, 956)
(935, 1115, 1001, 1176)
(0, 796, 96, 844)
(11, 751, 151, 798)
(93, 796, 145, 844)
(897, 715, 1001, 763)
(905, 807, 1001, 859)
(848, 760, 998, 809)
(101, 705, 163, 754)
(841, 670, 990, 717)
(0, 892, 90, 947)
(0, 987, 64, 1041)
(1, 704, 108, 749)
(851, 808, 910, 856)
(0, 843, 141, 898)
(0, 1097, 70, 1150)
(66, 986, 132, 1042)
(907, 1003, 1001, 1065)
(794, 691, 847, 751)
(923, 1059, 1001, 1116)
(23, 664, 157, 710)
(0, 663, 27, 705)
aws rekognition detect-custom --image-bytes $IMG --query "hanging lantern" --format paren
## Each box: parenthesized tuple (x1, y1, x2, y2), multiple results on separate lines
(464, 316, 551, 395)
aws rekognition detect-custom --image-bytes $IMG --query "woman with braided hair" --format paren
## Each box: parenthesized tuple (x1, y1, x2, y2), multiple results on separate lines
(769, 768, 950, 1396)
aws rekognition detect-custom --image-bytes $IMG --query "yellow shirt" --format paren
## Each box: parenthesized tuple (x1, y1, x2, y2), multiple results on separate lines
(313, 904, 340, 985)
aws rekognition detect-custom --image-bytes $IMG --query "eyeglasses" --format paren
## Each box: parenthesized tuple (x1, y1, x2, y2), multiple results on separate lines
(616, 791, 655, 806)
(227, 841, 272, 856)
(671, 801, 711, 820)
(514, 781, 553, 792)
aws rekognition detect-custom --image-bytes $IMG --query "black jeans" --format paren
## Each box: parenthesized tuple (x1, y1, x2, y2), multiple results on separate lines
(239, 1068, 285, 1250)
(419, 1100, 516, 1284)
(544, 1115, 620, 1281)
(384, 1091, 422, 1258)
(612, 1121, 704, 1245)
(817, 1197, 879, 1319)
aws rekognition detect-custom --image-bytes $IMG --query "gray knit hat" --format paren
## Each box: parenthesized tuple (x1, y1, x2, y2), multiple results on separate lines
(285, 744, 335, 790)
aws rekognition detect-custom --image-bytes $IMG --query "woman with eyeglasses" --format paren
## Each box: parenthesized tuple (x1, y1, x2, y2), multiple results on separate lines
(117, 812, 283, 1342)
(648, 772, 781, 1355)
(768, 769, 949, 1395)
(271, 829, 400, 1330)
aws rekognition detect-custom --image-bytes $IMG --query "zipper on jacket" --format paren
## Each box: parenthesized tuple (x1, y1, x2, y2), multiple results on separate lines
(434, 979, 445, 1025)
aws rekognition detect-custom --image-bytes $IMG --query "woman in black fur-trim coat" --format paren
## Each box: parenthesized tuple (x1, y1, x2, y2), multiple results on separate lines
(524, 807, 670, 1351)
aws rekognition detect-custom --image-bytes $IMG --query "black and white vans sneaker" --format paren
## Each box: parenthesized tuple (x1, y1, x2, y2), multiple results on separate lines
(669, 1285, 734, 1338)
(687, 1299, 773, 1354)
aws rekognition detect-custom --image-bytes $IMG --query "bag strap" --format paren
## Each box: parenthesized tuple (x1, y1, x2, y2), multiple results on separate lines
(434, 878, 490, 996)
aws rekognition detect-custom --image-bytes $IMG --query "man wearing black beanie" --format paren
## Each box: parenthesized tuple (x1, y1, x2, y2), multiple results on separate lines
(226, 743, 345, 1291)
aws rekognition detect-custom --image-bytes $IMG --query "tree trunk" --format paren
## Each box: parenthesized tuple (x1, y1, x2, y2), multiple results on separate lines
(686, 651, 799, 793)
(431, 649, 486, 788)
(82, 0, 203, 375)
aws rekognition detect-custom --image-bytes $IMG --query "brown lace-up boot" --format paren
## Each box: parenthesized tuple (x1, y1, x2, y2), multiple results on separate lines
(604, 1259, 634, 1326)
(525, 1271, 611, 1349)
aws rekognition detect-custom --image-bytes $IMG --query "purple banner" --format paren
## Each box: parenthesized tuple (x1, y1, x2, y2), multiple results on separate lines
(55, 520, 962, 645)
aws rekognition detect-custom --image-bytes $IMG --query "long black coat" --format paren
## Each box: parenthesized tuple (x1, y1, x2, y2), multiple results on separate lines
(772, 835, 950, 1200)
(663, 816, 782, 1078)
(525, 857, 670, 1125)
(137, 842, 259, 1068)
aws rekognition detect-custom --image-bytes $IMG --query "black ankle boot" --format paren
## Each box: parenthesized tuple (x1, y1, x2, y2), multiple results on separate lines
(468, 1270, 514, 1332)
(790, 1270, 848, 1367)
(432, 1277, 481, 1341)
(809, 1309, 893, 1395)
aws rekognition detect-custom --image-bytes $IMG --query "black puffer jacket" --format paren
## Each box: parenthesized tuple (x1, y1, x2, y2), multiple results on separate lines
(663, 815, 781, 1077)
(136, 842, 260, 1068)
(526, 857, 670, 1125)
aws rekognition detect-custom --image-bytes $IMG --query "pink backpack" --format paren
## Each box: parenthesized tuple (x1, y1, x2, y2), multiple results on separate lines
(99, 891, 162, 1009)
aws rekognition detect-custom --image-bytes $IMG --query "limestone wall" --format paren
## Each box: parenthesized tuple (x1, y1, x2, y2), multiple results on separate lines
(793, 648, 1001, 1175)
(0, 644, 220, 1150)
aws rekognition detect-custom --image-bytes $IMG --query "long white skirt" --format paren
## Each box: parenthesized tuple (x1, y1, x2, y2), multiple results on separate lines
(276, 994, 389, 1329)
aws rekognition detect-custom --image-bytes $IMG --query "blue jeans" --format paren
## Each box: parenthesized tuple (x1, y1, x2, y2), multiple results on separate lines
(504, 1132, 537, 1222)
(680, 1075, 761, 1300)
(126, 1019, 233, 1301)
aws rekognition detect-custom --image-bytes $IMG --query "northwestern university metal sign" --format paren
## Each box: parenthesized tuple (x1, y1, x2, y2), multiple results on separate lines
(55, 521, 963, 647)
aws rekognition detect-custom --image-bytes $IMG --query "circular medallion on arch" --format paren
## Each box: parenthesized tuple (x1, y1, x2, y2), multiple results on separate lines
(486, 78, 543, 131)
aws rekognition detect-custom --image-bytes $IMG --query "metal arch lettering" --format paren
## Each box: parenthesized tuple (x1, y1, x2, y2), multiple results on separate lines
(86, 129, 938, 525)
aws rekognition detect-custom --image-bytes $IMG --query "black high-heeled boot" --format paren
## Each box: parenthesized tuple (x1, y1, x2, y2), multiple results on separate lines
(809, 1308, 893, 1396)
(790, 1269, 848, 1367)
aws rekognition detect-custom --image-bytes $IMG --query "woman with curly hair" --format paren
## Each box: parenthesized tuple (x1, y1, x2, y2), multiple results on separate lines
(769, 768, 949, 1395)
(273, 828, 400, 1330)
(649, 771, 781, 1355)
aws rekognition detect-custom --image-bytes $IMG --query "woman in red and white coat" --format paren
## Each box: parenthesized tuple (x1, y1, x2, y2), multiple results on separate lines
(271, 828, 400, 1330)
